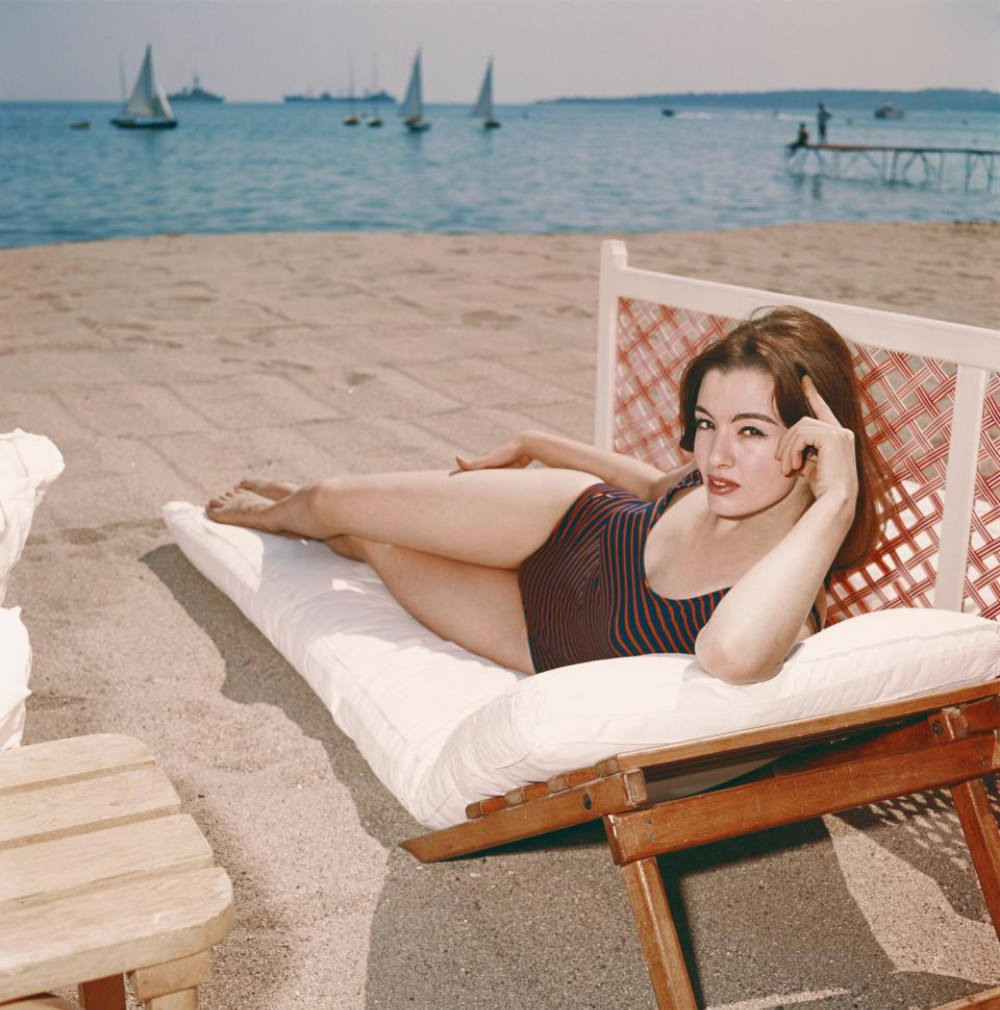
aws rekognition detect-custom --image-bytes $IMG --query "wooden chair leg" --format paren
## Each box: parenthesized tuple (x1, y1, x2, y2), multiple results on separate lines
(930, 983, 1000, 1009)
(130, 951, 209, 1010)
(77, 976, 125, 1010)
(951, 777, 1000, 940)
(620, 857, 698, 1010)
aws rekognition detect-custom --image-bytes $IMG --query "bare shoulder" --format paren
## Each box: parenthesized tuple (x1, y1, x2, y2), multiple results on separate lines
(647, 460, 697, 501)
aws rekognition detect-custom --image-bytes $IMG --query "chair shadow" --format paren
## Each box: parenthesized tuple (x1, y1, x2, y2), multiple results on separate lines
(142, 543, 416, 847)
(143, 542, 992, 1010)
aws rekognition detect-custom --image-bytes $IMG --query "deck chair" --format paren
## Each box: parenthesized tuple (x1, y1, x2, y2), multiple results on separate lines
(401, 240, 1000, 1008)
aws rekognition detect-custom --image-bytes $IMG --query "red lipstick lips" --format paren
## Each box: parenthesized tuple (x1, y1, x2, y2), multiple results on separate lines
(707, 475, 740, 495)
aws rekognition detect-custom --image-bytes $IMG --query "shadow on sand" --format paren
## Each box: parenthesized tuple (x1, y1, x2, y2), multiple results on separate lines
(144, 542, 989, 1009)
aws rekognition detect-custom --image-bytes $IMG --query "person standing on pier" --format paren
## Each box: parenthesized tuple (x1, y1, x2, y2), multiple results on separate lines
(817, 102, 832, 143)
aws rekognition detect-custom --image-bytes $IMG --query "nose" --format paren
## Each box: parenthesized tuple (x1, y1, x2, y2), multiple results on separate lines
(707, 428, 734, 468)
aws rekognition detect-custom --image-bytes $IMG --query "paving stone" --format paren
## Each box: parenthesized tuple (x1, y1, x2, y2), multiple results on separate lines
(173, 373, 342, 430)
(60, 382, 214, 437)
(36, 434, 202, 528)
(149, 425, 344, 493)
(0, 391, 85, 441)
(399, 356, 578, 409)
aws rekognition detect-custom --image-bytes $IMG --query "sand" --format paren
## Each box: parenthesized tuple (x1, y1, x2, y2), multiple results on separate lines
(2, 220, 998, 1009)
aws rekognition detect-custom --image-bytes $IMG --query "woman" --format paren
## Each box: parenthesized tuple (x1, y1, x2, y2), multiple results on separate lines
(207, 307, 890, 684)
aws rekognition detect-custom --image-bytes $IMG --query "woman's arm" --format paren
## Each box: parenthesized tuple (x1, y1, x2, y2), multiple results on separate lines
(695, 378, 857, 684)
(456, 430, 693, 501)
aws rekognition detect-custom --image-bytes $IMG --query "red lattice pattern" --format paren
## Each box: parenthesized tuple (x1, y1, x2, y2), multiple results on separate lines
(613, 297, 1000, 621)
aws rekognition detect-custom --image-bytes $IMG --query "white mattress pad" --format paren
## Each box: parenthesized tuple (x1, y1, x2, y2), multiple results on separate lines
(163, 501, 1000, 829)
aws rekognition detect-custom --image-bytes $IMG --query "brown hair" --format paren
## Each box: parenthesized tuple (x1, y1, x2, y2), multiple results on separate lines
(678, 306, 891, 573)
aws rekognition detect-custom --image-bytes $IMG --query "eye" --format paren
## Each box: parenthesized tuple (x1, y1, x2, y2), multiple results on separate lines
(739, 425, 766, 437)
(694, 417, 714, 431)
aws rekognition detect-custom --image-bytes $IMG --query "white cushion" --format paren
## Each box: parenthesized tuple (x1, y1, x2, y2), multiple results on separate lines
(0, 430, 65, 606)
(0, 607, 31, 749)
(163, 501, 1000, 830)
(0, 430, 62, 749)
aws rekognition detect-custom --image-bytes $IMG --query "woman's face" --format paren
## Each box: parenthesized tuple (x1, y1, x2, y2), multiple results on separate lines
(692, 366, 802, 518)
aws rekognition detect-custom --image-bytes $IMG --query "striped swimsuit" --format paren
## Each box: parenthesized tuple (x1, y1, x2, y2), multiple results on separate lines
(518, 470, 727, 673)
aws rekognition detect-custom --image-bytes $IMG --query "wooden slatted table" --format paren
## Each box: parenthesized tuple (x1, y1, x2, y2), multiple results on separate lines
(0, 734, 232, 1010)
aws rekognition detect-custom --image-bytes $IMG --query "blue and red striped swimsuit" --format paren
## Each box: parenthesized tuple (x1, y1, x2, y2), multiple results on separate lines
(518, 470, 727, 673)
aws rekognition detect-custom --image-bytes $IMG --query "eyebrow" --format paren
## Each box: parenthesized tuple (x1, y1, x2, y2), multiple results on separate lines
(694, 405, 779, 425)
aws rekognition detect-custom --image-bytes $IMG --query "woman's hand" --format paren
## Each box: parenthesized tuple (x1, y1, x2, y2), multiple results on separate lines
(455, 434, 534, 472)
(455, 430, 670, 500)
(776, 376, 858, 503)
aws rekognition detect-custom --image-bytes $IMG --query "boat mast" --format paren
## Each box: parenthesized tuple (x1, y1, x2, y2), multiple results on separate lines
(367, 54, 383, 126)
(474, 58, 500, 129)
(118, 53, 127, 107)
(399, 48, 427, 128)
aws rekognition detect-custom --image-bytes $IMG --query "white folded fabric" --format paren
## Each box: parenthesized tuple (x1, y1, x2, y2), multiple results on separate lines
(0, 607, 30, 749)
(0, 429, 63, 750)
(0, 429, 65, 606)
(163, 501, 1000, 829)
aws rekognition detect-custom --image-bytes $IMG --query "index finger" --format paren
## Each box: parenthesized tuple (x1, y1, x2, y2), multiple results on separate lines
(802, 374, 840, 426)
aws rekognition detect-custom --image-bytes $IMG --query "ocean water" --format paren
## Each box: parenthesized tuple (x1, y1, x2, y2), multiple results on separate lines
(0, 101, 997, 248)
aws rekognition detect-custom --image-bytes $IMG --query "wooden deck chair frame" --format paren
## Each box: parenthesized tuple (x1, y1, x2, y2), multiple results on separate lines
(402, 240, 1000, 1009)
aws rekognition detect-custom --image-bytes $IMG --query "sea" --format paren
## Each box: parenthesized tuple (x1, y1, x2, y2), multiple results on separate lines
(0, 100, 997, 248)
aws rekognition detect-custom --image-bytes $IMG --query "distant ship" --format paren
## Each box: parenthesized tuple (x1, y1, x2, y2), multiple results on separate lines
(874, 104, 904, 120)
(284, 90, 335, 103)
(285, 89, 395, 104)
(168, 75, 224, 103)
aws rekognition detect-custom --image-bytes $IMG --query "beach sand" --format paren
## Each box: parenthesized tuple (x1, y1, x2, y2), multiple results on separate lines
(3, 220, 998, 1009)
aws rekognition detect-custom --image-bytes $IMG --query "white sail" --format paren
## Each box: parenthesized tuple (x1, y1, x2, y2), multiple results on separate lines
(153, 81, 174, 120)
(124, 44, 174, 120)
(399, 49, 423, 121)
(473, 60, 493, 120)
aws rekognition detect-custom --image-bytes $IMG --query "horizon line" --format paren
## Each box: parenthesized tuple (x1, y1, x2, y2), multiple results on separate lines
(4, 86, 999, 105)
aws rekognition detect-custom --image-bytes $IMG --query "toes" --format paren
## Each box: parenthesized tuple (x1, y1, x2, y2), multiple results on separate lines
(207, 487, 239, 510)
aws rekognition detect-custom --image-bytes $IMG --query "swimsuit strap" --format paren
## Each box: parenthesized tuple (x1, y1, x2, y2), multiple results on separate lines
(653, 467, 702, 521)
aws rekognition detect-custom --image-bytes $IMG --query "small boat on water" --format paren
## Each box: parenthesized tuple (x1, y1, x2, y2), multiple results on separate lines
(661, 108, 675, 117)
(473, 59, 500, 129)
(342, 57, 360, 125)
(366, 57, 384, 127)
(874, 104, 904, 120)
(69, 120, 90, 130)
(111, 45, 177, 129)
(399, 49, 430, 132)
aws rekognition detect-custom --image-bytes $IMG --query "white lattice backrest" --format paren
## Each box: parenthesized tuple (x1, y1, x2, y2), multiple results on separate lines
(594, 240, 1000, 623)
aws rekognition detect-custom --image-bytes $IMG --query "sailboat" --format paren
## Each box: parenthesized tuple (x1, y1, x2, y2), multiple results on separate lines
(366, 55, 383, 127)
(342, 56, 360, 126)
(111, 44, 177, 130)
(473, 59, 500, 129)
(398, 49, 430, 132)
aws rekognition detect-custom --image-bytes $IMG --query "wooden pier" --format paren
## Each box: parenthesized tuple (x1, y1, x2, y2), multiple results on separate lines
(787, 143, 998, 190)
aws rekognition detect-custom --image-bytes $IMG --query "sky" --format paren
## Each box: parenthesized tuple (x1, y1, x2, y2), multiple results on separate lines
(1, 0, 998, 105)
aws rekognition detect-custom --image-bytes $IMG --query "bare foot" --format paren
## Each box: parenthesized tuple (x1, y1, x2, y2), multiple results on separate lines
(205, 487, 281, 530)
(238, 478, 299, 502)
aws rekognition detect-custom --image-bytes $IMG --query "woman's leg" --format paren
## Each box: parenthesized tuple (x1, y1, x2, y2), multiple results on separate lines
(207, 467, 600, 570)
(330, 534, 534, 673)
